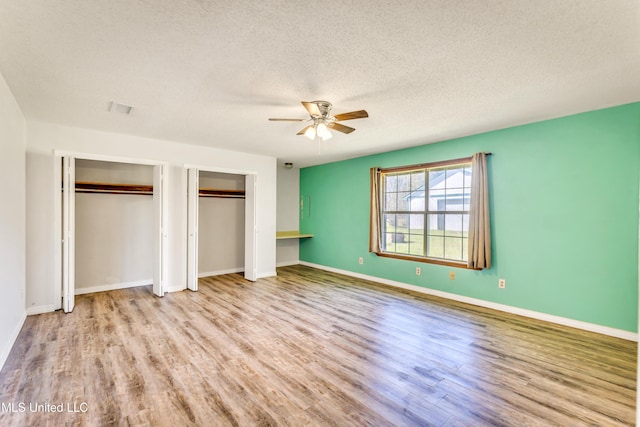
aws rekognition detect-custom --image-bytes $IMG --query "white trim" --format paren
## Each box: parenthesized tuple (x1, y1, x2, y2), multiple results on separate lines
(198, 268, 244, 278)
(26, 305, 56, 315)
(52, 151, 62, 310)
(0, 311, 26, 371)
(54, 150, 162, 166)
(183, 163, 257, 176)
(75, 280, 151, 295)
(257, 271, 277, 279)
(300, 261, 638, 342)
(276, 260, 300, 268)
(165, 285, 185, 293)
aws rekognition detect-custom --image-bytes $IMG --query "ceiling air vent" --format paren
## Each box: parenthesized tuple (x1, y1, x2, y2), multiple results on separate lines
(108, 101, 133, 115)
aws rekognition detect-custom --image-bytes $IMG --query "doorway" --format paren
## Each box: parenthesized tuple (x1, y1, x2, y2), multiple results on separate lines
(56, 153, 168, 312)
(186, 167, 257, 291)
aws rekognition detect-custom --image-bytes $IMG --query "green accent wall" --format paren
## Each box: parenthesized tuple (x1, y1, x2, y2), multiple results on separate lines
(300, 103, 640, 332)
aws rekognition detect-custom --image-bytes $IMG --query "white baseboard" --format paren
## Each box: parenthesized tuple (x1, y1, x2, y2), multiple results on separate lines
(198, 268, 244, 278)
(164, 285, 185, 293)
(299, 261, 638, 342)
(26, 304, 56, 315)
(75, 279, 151, 295)
(276, 260, 300, 268)
(0, 310, 26, 371)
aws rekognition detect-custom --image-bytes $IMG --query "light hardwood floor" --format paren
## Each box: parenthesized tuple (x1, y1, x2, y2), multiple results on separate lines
(0, 265, 636, 426)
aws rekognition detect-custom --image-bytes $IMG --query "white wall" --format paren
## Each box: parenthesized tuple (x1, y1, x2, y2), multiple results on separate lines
(75, 160, 154, 293)
(26, 121, 277, 312)
(198, 171, 245, 276)
(0, 72, 26, 369)
(276, 164, 300, 266)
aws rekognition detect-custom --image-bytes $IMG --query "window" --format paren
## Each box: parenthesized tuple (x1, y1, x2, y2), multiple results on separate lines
(379, 158, 472, 265)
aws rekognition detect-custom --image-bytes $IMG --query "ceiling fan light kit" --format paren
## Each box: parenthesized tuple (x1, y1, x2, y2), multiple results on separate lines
(269, 100, 368, 142)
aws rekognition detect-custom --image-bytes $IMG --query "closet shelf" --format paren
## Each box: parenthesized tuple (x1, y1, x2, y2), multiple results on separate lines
(74, 182, 153, 195)
(199, 188, 246, 199)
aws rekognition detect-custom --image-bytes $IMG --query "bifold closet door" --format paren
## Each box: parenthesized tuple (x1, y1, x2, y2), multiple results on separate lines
(186, 168, 199, 291)
(62, 156, 75, 313)
(153, 164, 167, 297)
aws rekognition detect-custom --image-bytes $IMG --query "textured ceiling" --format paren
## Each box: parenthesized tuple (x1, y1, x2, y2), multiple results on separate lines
(1, 0, 639, 167)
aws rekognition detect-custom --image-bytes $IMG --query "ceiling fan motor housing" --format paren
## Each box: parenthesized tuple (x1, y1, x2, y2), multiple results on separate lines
(312, 100, 332, 118)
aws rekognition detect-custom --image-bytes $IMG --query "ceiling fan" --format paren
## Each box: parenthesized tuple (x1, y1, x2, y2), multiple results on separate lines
(269, 101, 368, 141)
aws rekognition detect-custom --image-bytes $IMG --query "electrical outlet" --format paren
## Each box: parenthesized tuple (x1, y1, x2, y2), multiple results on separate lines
(358, 257, 364, 265)
(449, 271, 455, 280)
(498, 279, 506, 289)
(416, 267, 421, 276)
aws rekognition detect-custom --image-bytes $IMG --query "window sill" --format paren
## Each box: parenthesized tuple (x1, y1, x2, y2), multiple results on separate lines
(375, 252, 482, 270)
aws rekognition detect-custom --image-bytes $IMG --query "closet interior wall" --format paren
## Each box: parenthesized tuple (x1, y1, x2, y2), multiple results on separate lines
(198, 171, 245, 277)
(74, 159, 154, 294)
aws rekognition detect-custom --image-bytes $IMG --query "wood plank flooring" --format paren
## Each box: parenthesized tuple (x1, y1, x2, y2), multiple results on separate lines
(0, 265, 636, 426)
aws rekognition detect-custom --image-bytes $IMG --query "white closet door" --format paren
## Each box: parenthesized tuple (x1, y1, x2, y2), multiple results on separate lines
(187, 168, 199, 291)
(244, 174, 257, 281)
(62, 156, 75, 313)
(153, 164, 167, 297)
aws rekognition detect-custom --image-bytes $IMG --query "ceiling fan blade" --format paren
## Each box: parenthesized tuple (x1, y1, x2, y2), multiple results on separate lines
(297, 125, 313, 135)
(329, 122, 356, 134)
(301, 101, 321, 116)
(333, 110, 369, 121)
(269, 118, 306, 121)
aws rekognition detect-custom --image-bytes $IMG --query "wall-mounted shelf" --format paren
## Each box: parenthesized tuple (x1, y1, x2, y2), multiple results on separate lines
(276, 231, 314, 240)
(199, 188, 245, 199)
(74, 182, 153, 195)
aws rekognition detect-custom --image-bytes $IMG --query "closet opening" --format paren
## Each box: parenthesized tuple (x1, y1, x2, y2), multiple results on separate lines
(57, 154, 168, 313)
(74, 159, 154, 296)
(187, 168, 257, 291)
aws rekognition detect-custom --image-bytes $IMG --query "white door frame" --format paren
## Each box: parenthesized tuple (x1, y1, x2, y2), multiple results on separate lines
(61, 156, 75, 312)
(186, 168, 199, 291)
(184, 164, 258, 288)
(53, 150, 169, 310)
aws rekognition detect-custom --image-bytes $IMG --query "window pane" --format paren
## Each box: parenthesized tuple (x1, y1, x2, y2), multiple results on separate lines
(445, 189, 465, 211)
(444, 214, 463, 236)
(385, 175, 397, 192)
(408, 233, 425, 256)
(411, 172, 425, 191)
(462, 187, 471, 211)
(427, 213, 443, 233)
(408, 214, 424, 235)
(385, 193, 397, 211)
(462, 214, 469, 237)
(384, 233, 396, 252)
(397, 192, 411, 211)
(384, 214, 396, 234)
(396, 214, 409, 230)
(409, 192, 425, 211)
(444, 237, 464, 261)
(427, 234, 444, 258)
(429, 169, 445, 189)
(429, 189, 445, 212)
(462, 237, 468, 261)
(397, 174, 410, 191)
(445, 167, 464, 188)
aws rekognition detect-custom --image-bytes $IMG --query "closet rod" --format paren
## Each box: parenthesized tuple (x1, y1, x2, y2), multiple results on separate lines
(199, 188, 245, 199)
(73, 182, 153, 195)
